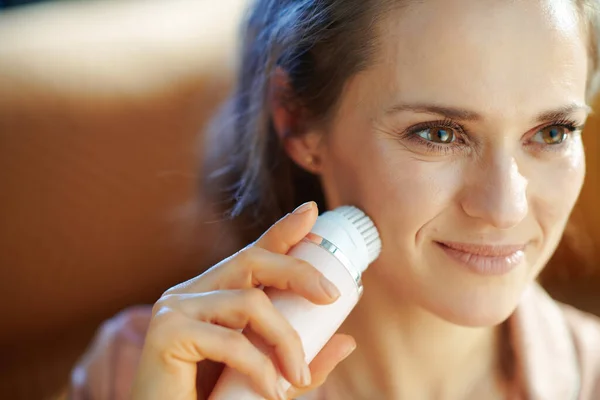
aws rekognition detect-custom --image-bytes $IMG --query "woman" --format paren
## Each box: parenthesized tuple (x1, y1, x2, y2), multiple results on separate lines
(70, 0, 600, 399)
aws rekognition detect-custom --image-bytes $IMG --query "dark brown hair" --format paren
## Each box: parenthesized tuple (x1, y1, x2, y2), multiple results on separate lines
(204, 0, 600, 249)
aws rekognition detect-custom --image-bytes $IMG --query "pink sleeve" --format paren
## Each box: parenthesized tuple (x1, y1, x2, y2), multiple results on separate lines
(69, 306, 153, 400)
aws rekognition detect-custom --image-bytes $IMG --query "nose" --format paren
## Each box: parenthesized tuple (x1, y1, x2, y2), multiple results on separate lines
(460, 154, 528, 230)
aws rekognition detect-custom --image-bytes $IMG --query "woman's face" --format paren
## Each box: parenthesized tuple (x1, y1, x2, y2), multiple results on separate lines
(317, 0, 590, 326)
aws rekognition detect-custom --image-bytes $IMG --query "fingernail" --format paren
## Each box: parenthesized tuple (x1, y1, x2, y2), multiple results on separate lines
(292, 201, 313, 215)
(320, 275, 341, 299)
(298, 363, 311, 387)
(342, 343, 357, 359)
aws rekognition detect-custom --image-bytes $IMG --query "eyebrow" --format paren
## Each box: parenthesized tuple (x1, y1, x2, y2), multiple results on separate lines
(385, 102, 592, 123)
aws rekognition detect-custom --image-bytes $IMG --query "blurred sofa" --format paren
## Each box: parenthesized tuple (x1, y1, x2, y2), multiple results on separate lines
(0, 1, 249, 398)
(0, 1, 599, 399)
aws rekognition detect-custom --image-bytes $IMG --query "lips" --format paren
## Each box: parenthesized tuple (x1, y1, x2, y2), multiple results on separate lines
(437, 241, 526, 257)
(435, 241, 526, 276)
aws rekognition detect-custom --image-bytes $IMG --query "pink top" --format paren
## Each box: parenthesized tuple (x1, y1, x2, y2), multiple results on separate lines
(69, 284, 600, 399)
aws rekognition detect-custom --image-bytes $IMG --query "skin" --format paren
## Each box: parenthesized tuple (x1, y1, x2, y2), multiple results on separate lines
(284, 0, 590, 397)
(321, 0, 588, 326)
(132, 204, 355, 400)
(133, 0, 591, 399)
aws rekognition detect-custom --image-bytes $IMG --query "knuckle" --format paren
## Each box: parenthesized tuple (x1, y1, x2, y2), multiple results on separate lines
(229, 246, 265, 280)
(239, 246, 264, 263)
(218, 329, 275, 379)
(243, 288, 270, 309)
(234, 247, 260, 273)
(151, 305, 180, 327)
(151, 299, 166, 318)
(279, 323, 303, 353)
(289, 259, 321, 288)
(233, 247, 251, 264)
(294, 258, 318, 274)
(151, 294, 178, 316)
(161, 293, 179, 306)
(146, 307, 181, 346)
(221, 329, 248, 355)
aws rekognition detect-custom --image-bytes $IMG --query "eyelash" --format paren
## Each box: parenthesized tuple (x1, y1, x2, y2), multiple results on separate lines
(400, 118, 584, 155)
(401, 118, 468, 156)
(528, 118, 583, 153)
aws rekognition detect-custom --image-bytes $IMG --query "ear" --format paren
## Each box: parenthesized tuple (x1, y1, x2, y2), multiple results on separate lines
(269, 67, 324, 174)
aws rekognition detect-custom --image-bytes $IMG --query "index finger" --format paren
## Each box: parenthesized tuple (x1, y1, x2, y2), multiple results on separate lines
(254, 201, 318, 254)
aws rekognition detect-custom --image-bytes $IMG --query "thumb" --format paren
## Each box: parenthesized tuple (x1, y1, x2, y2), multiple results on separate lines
(286, 334, 356, 399)
(254, 201, 318, 254)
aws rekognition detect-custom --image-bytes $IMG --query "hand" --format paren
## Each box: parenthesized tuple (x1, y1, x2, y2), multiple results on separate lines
(131, 202, 356, 400)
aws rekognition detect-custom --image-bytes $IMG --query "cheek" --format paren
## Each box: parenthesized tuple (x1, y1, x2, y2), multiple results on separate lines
(528, 142, 585, 228)
(326, 136, 463, 251)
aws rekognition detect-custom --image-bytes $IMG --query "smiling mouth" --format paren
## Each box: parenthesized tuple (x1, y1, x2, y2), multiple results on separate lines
(435, 241, 526, 276)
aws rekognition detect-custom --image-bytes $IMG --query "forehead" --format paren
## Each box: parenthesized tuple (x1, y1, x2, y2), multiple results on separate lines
(360, 0, 589, 119)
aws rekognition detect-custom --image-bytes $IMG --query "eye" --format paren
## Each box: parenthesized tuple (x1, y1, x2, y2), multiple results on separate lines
(531, 125, 569, 145)
(416, 127, 457, 144)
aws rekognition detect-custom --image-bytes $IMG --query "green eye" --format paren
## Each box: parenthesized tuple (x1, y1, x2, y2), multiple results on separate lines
(416, 127, 456, 143)
(532, 126, 568, 145)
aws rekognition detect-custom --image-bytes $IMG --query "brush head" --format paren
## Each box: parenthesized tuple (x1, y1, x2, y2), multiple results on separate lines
(310, 205, 382, 273)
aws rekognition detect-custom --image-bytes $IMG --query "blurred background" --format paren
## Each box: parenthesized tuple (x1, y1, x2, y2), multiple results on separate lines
(0, 0, 599, 398)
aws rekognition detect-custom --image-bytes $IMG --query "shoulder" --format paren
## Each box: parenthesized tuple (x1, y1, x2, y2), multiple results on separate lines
(558, 302, 600, 396)
(69, 306, 153, 400)
(522, 284, 600, 348)
(514, 284, 600, 399)
(559, 302, 600, 351)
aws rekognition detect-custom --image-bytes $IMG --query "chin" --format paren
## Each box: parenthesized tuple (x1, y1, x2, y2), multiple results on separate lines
(433, 299, 520, 327)
(371, 247, 542, 327)
(420, 278, 532, 327)
(415, 244, 544, 327)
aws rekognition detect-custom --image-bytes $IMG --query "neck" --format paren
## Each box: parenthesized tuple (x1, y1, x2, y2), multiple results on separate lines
(332, 273, 507, 399)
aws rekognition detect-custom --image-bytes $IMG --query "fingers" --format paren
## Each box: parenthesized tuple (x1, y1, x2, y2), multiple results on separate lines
(164, 202, 340, 304)
(286, 334, 357, 399)
(167, 245, 340, 305)
(158, 289, 311, 388)
(145, 309, 284, 400)
(137, 202, 350, 400)
(254, 201, 318, 254)
(232, 248, 340, 303)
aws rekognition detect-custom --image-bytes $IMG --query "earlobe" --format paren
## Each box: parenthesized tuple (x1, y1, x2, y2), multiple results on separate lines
(283, 131, 324, 174)
(282, 133, 321, 174)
